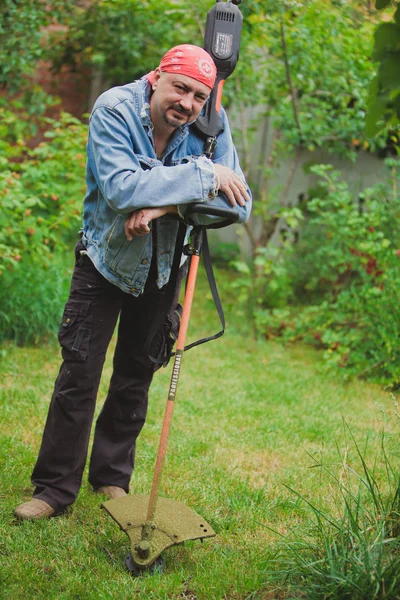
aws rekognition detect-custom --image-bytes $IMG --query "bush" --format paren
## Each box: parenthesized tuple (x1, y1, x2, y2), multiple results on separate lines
(0, 252, 72, 345)
(0, 111, 87, 344)
(0, 112, 86, 274)
(48, 0, 204, 87)
(234, 161, 400, 386)
(0, 0, 70, 92)
(210, 241, 242, 268)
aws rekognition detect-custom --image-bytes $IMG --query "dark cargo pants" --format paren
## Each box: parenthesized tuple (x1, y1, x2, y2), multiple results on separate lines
(32, 240, 180, 511)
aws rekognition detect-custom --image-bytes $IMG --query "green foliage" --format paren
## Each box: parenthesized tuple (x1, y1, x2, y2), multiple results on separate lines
(208, 241, 241, 268)
(49, 0, 210, 87)
(231, 206, 303, 322)
(367, 1, 400, 136)
(0, 253, 71, 345)
(232, 244, 295, 322)
(291, 163, 400, 384)
(0, 92, 60, 147)
(0, 0, 70, 92)
(0, 1, 71, 145)
(234, 162, 400, 385)
(277, 2, 379, 156)
(0, 112, 86, 274)
(0, 112, 86, 344)
(233, 0, 399, 283)
(232, 0, 390, 160)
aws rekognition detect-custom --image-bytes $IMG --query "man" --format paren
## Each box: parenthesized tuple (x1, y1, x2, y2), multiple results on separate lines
(14, 44, 251, 520)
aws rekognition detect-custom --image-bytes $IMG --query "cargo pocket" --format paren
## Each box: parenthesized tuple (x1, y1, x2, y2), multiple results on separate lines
(58, 299, 92, 362)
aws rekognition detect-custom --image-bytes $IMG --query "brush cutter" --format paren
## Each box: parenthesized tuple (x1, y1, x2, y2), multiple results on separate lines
(102, 206, 239, 575)
(102, 0, 244, 575)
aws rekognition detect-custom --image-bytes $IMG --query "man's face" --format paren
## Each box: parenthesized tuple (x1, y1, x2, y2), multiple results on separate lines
(150, 70, 211, 130)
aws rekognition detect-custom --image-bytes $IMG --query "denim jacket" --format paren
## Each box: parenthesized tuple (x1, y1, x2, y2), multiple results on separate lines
(82, 76, 251, 295)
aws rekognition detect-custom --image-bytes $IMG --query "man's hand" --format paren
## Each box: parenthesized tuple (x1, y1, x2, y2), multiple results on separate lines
(213, 164, 250, 208)
(124, 206, 177, 240)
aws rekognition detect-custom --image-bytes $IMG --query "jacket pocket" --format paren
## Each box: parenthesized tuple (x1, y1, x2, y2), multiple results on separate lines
(104, 215, 150, 284)
(169, 154, 199, 166)
(58, 299, 92, 362)
(136, 154, 156, 169)
(105, 214, 130, 271)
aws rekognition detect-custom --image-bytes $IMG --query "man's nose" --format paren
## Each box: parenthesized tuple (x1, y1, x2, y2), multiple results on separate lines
(179, 94, 193, 111)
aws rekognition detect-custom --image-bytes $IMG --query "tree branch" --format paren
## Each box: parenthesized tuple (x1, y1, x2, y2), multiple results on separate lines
(278, 147, 302, 208)
(235, 78, 251, 178)
(280, 16, 303, 140)
(258, 148, 302, 248)
(242, 220, 258, 251)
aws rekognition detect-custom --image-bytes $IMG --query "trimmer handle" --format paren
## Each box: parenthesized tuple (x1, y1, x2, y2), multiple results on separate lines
(185, 202, 240, 226)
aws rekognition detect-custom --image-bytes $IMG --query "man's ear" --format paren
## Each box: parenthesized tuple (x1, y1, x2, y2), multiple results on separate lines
(152, 68, 162, 91)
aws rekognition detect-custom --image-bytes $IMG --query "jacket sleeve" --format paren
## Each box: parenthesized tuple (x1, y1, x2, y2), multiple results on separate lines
(87, 106, 217, 214)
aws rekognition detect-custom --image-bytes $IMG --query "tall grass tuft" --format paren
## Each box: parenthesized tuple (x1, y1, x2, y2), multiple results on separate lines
(261, 420, 400, 600)
(0, 251, 72, 345)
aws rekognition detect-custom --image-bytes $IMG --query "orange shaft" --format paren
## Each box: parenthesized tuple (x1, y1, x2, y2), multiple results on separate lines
(146, 255, 200, 521)
(215, 79, 225, 113)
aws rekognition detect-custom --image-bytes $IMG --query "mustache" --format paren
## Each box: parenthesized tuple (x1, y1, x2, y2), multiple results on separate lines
(169, 104, 192, 118)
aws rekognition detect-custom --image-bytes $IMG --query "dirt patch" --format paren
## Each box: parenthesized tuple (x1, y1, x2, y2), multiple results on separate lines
(214, 446, 283, 488)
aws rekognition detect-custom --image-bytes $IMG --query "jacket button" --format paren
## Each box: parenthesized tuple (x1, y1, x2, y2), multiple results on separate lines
(208, 191, 216, 199)
(130, 287, 136, 293)
(141, 258, 148, 265)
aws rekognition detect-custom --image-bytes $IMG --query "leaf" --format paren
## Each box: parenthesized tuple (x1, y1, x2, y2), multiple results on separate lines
(233, 261, 250, 275)
(372, 23, 400, 61)
(375, 0, 393, 9)
(395, 4, 400, 25)
(367, 75, 379, 104)
(379, 54, 400, 92)
(365, 97, 388, 137)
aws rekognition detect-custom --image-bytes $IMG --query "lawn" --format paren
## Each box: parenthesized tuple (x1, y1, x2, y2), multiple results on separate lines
(0, 271, 399, 599)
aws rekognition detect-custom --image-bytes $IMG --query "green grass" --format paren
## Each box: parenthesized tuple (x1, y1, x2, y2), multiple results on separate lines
(0, 269, 399, 599)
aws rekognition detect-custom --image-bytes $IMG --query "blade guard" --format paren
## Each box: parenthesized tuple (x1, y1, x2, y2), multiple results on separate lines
(102, 495, 216, 570)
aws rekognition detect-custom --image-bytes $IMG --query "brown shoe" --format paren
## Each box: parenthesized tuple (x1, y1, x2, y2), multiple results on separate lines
(95, 485, 127, 500)
(14, 499, 56, 521)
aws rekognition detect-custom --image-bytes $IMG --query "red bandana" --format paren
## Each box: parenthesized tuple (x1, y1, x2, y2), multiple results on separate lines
(146, 44, 217, 90)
